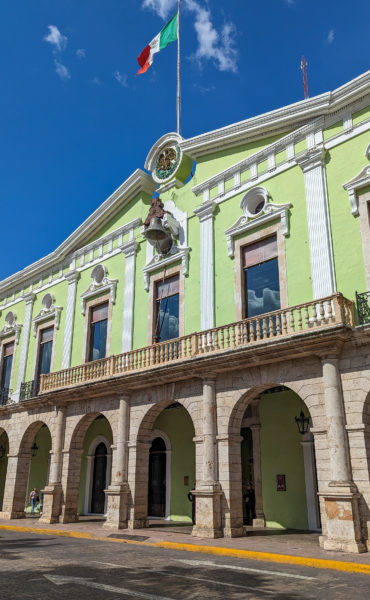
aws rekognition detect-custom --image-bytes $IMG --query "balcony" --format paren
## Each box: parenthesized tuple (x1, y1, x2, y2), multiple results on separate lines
(356, 290, 370, 325)
(20, 379, 40, 401)
(0, 388, 12, 406)
(38, 293, 354, 396)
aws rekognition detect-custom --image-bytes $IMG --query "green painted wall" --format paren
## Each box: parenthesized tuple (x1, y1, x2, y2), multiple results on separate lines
(26, 426, 52, 512)
(260, 390, 308, 530)
(0, 432, 9, 510)
(78, 417, 113, 515)
(153, 405, 195, 522)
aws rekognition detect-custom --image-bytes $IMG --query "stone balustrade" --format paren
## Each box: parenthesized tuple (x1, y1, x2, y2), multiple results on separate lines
(39, 293, 354, 394)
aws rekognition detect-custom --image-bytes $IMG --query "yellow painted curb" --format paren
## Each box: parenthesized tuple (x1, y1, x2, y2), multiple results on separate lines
(1, 524, 370, 575)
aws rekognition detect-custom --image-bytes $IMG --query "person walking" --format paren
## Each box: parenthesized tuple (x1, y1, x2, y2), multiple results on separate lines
(29, 488, 39, 515)
(187, 488, 196, 525)
(243, 482, 256, 525)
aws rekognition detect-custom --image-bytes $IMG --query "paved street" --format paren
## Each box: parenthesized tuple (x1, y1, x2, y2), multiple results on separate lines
(0, 529, 369, 599)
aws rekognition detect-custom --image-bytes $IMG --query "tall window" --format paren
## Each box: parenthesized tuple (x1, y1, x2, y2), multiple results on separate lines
(154, 275, 179, 342)
(89, 302, 108, 361)
(1, 341, 14, 390)
(37, 327, 54, 377)
(243, 237, 281, 318)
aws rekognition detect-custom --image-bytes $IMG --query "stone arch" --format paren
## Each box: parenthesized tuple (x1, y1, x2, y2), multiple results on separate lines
(61, 412, 114, 523)
(129, 387, 199, 529)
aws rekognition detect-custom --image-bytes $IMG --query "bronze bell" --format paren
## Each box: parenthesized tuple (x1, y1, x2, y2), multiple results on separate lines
(144, 217, 169, 241)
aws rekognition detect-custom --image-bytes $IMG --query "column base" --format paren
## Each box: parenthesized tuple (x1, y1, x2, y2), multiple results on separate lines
(59, 510, 79, 524)
(318, 482, 366, 554)
(0, 511, 26, 520)
(223, 525, 245, 538)
(191, 483, 223, 539)
(39, 485, 62, 525)
(253, 517, 266, 528)
(128, 519, 149, 529)
(103, 484, 129, 530)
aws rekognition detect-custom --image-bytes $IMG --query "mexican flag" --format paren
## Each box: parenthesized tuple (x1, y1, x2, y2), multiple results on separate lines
(137, 12, 178, 75)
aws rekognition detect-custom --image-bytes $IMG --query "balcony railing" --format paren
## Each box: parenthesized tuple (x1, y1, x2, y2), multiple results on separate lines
(39, 293, 354, 395)
(0, 388, 12, 406)
(356, 290, 370, 325)
(20, 379, 40, 401)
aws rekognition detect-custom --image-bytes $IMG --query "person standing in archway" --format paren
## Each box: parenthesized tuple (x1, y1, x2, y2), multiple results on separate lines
(29, 488, 39, 515)
(187, 486, 196, 525)
(243, 482, 255, 525)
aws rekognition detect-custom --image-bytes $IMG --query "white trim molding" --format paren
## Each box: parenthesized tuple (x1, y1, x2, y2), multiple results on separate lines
(296, 146, 336, 299)
(80, 267, 118, 315)
(121, 240, 138, 352)
(143, 245, 190, 292)
(61, 271, 80, 370)
(0, 311, 22, 345)
(32, 294, 62, 337)
(16, 293, 36, 393)
(150, 429, 172, 520)
(194, 201, 216, 330)
(225, 188, 292, 258)
(343, 164, 370, 217)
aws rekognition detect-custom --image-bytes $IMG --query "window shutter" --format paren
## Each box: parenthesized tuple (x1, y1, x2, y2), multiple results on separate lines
(91, 303, 109, 323)
(243, 236, 278, 268)
(156, 275, 179, 299)
(3, 341, 14, 357)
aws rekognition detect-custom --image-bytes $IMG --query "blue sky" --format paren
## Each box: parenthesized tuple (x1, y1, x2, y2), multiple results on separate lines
(0, 0, 369, 281)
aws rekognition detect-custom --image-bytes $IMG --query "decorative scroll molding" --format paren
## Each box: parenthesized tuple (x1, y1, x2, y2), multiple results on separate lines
(80, 266, 117, 315)
(225, 195, 292, 258)
(343, 164, 370, 217)
(295, 146, 326, 173)
(33, 304, 62, 336)
(0, 311, 22, 344)
(143, 246, 190, 292)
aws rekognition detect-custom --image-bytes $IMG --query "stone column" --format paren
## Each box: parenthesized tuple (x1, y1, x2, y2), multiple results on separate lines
(217, 433, 244, 538)
(120, 242, 138, 353)
(194, 201, 216, 330)
(14, 293, 36, 399)
(301, 433, 320, 531)
(0, 453, 30, 519)
(297, 148, 336, 299)
(127, 439, 151, 529)
(192, 376, 222, 538)
(61, 271, 80, 369)
(104, 394, 131, 529)
(249, 423, 265, 527)
(40, 406, 66, 524)
(319, 357, 365, 553)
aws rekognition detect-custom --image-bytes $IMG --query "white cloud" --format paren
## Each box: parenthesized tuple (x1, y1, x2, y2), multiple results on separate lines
(327, 29, 334, 43)
(114, 71, 128, 87)
(142, 0, 176, 19)
(54, 59, 70, 80)
(91, 76, 102, 85)
(76, 48, 86, 59)
(43, 25, 67, 52)
(142, 0, 238, 73)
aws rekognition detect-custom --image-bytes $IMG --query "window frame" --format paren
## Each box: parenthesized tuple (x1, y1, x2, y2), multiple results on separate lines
(32, 322, 56, 381)
(0, 337, 16, 392)
(147, 265, 184, 346)
(82, 294, 112, 363)
(358, 190, 370, 290)
(233, 223, 288, 322)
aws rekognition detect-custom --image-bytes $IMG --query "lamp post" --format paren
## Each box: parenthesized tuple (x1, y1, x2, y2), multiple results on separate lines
(295, 410, 310, 435)
(31, 442, 39, 457)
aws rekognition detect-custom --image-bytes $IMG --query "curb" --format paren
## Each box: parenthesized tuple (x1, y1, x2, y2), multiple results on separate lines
(1, 524, 370, 576)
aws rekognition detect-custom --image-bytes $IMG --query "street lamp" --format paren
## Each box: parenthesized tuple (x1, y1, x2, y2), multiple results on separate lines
(31, 442, 39, 457)
(295, 410, 310, 435)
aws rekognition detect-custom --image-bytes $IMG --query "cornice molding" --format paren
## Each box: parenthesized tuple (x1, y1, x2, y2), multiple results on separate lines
(225, 202, 292, 258)
(32, 305, 62, 336)
(64, 270, 80, 285)
(343, 164, 370, 216)
(80, 277, 118, 315)
(181, 71, 370, 158)
(143, 246, 191, 291)
(193, 201, 216, 222)
(296, 146, 326, 173)
(120, 240, 139, 259)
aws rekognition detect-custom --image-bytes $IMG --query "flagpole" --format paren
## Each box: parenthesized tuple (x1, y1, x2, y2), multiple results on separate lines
(177, 0, 181, 135)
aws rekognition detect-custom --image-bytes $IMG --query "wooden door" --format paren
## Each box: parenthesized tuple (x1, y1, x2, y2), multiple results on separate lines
(148, 438, 166, 517)
(91, 442, 107, 514)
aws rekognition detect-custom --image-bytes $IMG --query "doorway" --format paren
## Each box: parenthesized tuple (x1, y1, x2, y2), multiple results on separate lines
(90, 442, 107, 514)
(148, 437, 166, 517)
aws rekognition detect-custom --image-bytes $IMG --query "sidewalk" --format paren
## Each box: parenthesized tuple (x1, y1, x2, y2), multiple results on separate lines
(1, 517, 370, 574)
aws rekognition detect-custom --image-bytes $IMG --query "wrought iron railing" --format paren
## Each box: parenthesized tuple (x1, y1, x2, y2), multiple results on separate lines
(0, 388, 12, 406)
(40, 293, 354, 394)
(20, 379, 40, 401)
(356, 291, 370, 325)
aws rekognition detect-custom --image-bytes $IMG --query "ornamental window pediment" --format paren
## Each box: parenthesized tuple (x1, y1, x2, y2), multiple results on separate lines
(343, 163, 370, 216)
(80, 264, 117, 315)
(225, 187, 292, 258)
(32, 293, 62, 336)
(0, 311, 22, 344)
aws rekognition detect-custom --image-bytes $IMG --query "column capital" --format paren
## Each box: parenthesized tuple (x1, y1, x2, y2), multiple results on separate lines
(120, 240, 138, 258)
(199, 374, 217, 384)
(23, 292, 36, 305)
(296, 146, 326, 173)
(118, 392, 131, 402)
(321, 355, 340, 367)
(193, 200, 216, 222)
(64, 270, 80, 284)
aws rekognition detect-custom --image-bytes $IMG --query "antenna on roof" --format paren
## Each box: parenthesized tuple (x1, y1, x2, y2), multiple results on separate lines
(301, 56, 309, 100)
